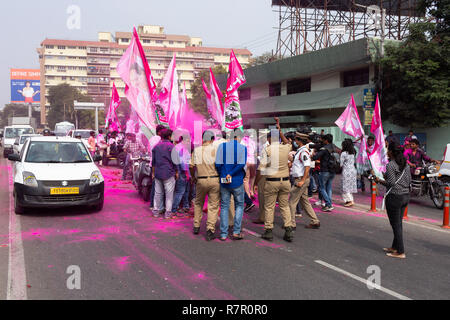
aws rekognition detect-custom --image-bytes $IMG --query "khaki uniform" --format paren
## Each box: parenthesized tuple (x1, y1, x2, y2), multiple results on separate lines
(289, 146, 319, 226)
(190, 142, 221, 232)
(260, 142, 293, 230)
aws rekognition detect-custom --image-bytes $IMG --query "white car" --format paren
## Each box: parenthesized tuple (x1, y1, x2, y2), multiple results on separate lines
(2, 125, 34, 158)
(67, 129, 93, 144)
(439, 143, 450, 184)
(13, 134, 40, 155)
(8, 136, 104, 214)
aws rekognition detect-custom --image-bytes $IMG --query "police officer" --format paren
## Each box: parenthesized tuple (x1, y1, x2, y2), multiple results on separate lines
(257, 118, 294, 242)
(289, 133, 320, 230)
(190, 130, 220, 241)
(253, 132, 271, 224)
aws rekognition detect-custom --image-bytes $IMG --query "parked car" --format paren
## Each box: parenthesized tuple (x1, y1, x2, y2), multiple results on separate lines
(2, 125, 34, 157)
(67, 129, 93, 144)
(439, 143, 450, 185)
(13, 134, 40, 155)
(8, 136, 104, 214)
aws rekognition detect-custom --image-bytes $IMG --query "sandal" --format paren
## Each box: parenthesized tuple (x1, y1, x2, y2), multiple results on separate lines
(383, 247, 397, 253)
(232, 234, 244, 240)
(386, 252, 406, 259)
(219, 237, 227, 242)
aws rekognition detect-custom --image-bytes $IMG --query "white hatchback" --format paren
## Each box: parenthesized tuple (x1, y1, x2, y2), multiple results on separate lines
(8, 136, 104, 214)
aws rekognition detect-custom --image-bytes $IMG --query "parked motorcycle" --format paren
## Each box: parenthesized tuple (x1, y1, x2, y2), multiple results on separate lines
(132, 154, 152, 202)
(410, 161, 445, 209)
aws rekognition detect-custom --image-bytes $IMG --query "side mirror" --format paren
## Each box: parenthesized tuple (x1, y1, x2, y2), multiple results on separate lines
(8, 153, 20, 162)
(93, 154, 102, 162)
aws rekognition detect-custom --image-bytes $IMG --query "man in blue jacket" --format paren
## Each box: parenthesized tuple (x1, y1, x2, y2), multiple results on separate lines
(215, 129, 247, 241)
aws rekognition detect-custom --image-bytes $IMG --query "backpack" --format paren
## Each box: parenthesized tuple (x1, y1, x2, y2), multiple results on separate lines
(325, 147, 341, 174)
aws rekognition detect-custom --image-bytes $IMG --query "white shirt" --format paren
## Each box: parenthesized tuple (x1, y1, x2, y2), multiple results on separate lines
(22, 87, 34, 98)
(291, 146, 311, 178)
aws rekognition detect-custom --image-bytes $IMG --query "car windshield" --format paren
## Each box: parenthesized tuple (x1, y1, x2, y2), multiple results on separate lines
(5, 128, 33, 139)
(55, 124, 74, 136)
(25, 141, 92, 163)
(74, 131, 91, 139)
(20, 136, 36, 144)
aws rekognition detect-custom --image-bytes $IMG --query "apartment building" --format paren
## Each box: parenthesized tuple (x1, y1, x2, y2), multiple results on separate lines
(37, 25, 252, 125)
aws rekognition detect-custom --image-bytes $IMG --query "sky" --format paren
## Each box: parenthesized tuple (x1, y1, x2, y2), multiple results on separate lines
(0, 0, 280, 108)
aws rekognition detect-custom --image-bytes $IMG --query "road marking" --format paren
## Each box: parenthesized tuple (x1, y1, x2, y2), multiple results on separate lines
(242, 228, 261, 238)
(315, 260, 412, 300)
(7, 165, 27, 300)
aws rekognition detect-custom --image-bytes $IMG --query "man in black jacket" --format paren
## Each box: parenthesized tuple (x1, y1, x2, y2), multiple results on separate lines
(312, 134, 338, 212)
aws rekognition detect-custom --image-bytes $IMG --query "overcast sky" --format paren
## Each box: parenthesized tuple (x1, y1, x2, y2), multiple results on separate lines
(0, 0, 279, 108)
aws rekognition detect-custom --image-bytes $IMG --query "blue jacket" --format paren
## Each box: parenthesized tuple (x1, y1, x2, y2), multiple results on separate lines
(215, 140, 247, 189)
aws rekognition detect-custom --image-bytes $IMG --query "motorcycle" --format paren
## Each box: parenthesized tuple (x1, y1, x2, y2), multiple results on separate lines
(132, 154, 152, 202)
(410, 161, 445, 209)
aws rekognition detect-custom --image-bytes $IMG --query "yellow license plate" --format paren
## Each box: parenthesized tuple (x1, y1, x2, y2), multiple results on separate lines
(50, 188, 79, 195)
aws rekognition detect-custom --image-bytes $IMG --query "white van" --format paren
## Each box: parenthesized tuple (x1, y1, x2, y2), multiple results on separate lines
(2, 125, 34, 158)
(439, 143, 450, 185)
(8, 136, 104, 214)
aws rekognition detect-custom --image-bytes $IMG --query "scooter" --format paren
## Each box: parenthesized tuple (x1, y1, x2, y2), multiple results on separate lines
(132, 154, 152, 202)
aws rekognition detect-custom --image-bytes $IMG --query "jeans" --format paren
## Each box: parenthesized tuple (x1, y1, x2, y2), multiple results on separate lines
(318, 171, 335, 207)
(150, 178, 165, 209)
(172, 173, 190, 213)
(308, 172, 318, 196)
(386, 194, 409, 254)
(220, 185, 245, 238)
(153, 176, 176, 218)
(121, 154, 131, 180)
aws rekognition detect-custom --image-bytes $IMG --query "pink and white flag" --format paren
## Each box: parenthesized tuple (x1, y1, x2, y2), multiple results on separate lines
(117, 27, 158, 132)
(335, 95, 369, 164)
(224, 50, 246, 131)
(159, 53, 180, 129)
(210, 68, 224, 128)
(369, 95, 389, 176)
(106, 82, 121, 132)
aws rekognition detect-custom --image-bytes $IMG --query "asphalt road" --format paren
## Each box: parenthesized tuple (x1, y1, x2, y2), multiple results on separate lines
(1, 158, 449, 300)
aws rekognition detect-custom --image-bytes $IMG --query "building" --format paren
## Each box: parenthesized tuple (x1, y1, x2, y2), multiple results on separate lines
(37, 25, 252, 125)
(216, 38, 448, 159)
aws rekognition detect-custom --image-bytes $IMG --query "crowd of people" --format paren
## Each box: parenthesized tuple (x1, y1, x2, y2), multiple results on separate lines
(90, 122, 438, 259)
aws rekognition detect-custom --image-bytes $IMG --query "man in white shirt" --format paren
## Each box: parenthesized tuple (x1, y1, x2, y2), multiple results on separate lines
(96, 129, 107, 165)
(288, 133, 320, 229)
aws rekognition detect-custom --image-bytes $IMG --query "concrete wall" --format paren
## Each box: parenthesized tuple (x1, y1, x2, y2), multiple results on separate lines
(311, 72, 340, 92)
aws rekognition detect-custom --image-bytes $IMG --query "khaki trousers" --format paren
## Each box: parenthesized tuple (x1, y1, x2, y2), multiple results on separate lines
(194, 178, 221, 232)
(257, 177, 266, 222)
(289, 177, 320, 226)
(263, 180, 293, 230)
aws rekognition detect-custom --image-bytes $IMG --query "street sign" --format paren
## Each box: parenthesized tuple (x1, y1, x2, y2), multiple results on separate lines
(329, 25, 346, 35)
(363, 88, 376, 109)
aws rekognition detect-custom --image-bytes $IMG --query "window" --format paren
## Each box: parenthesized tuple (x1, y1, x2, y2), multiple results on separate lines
(58, 46, 66, 50)
(342, 67, 369, 87)
(121, 38, 130, 43)
(287, 78, 311, 95)
(169, 41, 174, 44)
(156, 40, 163, 44)
(269, 82, 281, 97)
(143, 39, 151, 44)
(239, 88, 251, 101)
(79, 46, 87, 50)
(68, 46, 76, 49)
(45, 45, 54, 49)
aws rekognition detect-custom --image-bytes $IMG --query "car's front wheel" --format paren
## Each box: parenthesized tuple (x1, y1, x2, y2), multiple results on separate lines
(14, 193, 25, 215)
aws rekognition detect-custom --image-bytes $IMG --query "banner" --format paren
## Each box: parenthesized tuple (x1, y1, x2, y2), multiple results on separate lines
(369, 94, 389, 176)
(223, 50, 246, 131)
(210, 68, 224, 129)
(10, 69, 41, 104)
(159, 54, 180, 129)
(106, 82, 121, 132)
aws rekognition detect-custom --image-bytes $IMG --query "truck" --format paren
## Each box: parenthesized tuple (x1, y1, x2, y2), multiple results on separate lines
(8, 117, 37, 130)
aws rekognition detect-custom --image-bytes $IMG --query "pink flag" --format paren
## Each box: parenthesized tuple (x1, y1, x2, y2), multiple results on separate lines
(159, 54, 180, 129)
(369, 95, 389, 175)
(117, 27, 158, 132)
(106, 82, 121, 131)
(202, 78, 211, 100)
(224, 50, 246, 131)
(335, 95, 369, 164)
(210, 68, 224, 129)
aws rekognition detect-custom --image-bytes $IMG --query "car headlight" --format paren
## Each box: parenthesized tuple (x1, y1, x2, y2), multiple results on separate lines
(90, 170, 104, 186)
(23, 171, 38, 187)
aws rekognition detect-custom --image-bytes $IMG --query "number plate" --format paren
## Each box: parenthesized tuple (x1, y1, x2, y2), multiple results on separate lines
(50, 188, 79, 195)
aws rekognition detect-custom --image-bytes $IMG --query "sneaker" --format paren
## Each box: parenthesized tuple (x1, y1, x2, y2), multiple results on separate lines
(164, 213, 173, 219)
(314, 201, 323, 207)
(193, 227, 200, 235)
(305, 223, 320, 229)
(244, 203, 256, 212)
(261, 229, 273, 241)
(295, 212, 303, 217)
(322, 206, 332, 212)
(206, 230, 216, 241)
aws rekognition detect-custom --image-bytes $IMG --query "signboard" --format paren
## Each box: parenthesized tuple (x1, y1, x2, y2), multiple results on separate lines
(363, 88, 376, 108)
(10, 69, 41, 104)
(329, 25, 346, 35)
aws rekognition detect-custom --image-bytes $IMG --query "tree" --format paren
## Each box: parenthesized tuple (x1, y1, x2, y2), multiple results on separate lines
(378, 0, 450, 128)
(0, 104, 40, 128)
(248, 51, 279, 67)
(47, 83, 104, 129)
(189, 65, 227, 116)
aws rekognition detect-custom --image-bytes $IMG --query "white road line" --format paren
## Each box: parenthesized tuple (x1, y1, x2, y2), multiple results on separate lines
(7, 165, 27, 300)
(315, 260, 412, 300)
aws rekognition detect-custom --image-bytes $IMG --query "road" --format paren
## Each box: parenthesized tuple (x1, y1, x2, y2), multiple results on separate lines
(0, 157, 449, 300)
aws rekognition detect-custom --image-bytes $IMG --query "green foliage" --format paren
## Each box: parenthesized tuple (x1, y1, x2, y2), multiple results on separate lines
(189, 65, 227, 116)
(248, 51, 279, 67)
(378, 0, 450, 128)
(47, 83, 104, 129)
(0, 104, 40, 128)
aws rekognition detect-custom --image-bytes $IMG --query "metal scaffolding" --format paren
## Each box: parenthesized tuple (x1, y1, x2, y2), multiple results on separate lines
(273, 0, 423, 57)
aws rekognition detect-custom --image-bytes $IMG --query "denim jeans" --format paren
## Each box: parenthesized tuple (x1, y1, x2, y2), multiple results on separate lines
(220, 185, 245, 238)
(308, 172, 318, 196)
(172, 173, 190, 213)
(318, 171, 335, 207)
(121, 154, 131, 180)
(153, 176, 176, 218)
(150, 177, 165, 210)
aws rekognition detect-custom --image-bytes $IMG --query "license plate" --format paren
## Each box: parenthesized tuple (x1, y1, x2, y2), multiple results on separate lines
(50, 188, 79, 195)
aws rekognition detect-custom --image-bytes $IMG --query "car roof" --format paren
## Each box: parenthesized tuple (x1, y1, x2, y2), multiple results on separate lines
(20, 134, 40, 137)
(28, 136, 82, 143)
(74, 129, 93, 132)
